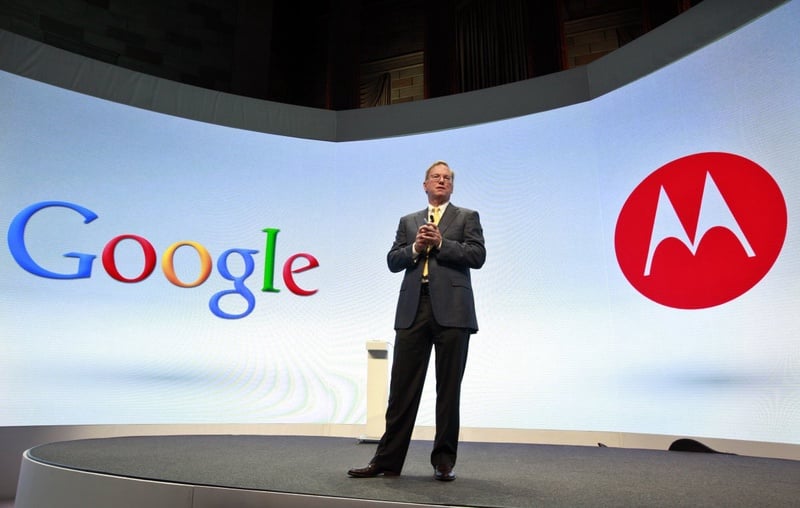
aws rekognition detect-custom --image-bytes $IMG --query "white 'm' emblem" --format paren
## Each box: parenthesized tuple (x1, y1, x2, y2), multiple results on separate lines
(644, 171, 755, 276)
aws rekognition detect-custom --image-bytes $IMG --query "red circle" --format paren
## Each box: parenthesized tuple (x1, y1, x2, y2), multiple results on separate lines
(614, 152, 787, 309)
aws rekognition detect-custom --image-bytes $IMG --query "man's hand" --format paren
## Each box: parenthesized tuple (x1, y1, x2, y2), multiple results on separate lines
(415, 222, 441, 252)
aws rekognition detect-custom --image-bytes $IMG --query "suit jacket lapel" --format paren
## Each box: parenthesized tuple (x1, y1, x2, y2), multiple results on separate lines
(415, 208, 429, 229)
(437, 204, 456, 234)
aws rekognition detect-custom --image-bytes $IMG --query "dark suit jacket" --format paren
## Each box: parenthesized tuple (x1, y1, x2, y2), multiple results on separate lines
(387, 204, 486, 333)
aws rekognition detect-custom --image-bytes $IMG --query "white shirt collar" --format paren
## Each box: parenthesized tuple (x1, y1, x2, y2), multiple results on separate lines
(428, 202, 449, 214)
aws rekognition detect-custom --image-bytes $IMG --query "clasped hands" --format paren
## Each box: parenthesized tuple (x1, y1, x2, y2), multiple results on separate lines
(415, 222, 441, 252)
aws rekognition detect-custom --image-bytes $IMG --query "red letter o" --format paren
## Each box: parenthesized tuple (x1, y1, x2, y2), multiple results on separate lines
(102, 234, 157, 283)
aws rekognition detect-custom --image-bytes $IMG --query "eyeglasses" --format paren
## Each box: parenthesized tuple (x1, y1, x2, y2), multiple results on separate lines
(428, 174, 452, 182)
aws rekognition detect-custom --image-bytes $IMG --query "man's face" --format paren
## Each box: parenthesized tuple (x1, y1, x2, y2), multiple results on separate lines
(423, 164, 454, 203)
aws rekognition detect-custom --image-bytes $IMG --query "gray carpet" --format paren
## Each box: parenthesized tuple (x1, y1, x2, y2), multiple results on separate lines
(28, 435, 800, 507)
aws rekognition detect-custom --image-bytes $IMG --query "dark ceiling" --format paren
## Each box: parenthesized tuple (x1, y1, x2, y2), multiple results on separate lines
(257, 0, 702, 109)
(0, 0, 703, 110)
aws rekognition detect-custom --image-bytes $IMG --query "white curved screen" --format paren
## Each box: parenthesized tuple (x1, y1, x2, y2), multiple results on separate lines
(1, 1, 798, 445)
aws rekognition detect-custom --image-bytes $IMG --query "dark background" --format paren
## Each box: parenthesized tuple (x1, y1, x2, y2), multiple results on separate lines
(0, 0, 701, 109)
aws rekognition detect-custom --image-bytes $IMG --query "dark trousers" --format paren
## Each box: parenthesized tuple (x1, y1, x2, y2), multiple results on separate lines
(371, 288, 470, 473)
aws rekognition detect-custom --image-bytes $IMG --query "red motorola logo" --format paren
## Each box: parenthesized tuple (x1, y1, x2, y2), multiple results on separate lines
(615, 152, 787, 309)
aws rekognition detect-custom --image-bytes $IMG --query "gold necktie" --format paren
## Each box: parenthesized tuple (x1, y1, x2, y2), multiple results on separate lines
(422, 207, 441, 278)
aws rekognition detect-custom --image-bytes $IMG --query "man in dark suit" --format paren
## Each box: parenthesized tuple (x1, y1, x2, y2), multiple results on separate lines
(348, 160, 486, 481)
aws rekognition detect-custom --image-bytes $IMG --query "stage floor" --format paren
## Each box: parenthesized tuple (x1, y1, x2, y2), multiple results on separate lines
(15, 435, 800, 507)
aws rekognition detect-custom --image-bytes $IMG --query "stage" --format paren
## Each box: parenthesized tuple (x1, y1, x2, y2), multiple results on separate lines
(13, 435, 800, 507)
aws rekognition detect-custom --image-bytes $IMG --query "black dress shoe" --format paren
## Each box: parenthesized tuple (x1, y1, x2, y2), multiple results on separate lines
(347, 463, 400, 478)
(434, 464, 456, 481)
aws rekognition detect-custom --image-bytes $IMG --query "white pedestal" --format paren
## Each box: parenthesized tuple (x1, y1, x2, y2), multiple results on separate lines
(360, 340, 389, 443)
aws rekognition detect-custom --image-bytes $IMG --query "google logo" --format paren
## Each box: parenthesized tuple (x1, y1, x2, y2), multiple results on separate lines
(7, 201, 319, 319)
